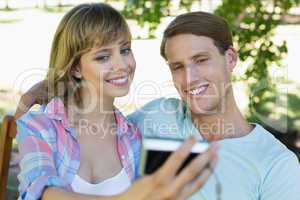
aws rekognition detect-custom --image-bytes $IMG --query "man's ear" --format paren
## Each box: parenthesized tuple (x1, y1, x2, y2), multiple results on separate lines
(71, 65, 82, 79)
(225, 46, 238, 72)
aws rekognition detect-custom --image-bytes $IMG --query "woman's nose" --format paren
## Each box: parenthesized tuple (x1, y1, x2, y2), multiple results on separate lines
(112, 55, 128, 71)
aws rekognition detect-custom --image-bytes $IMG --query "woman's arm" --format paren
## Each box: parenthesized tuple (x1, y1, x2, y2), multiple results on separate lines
(42, 138, 218, 200)
(14, 80, 47, 119)
(42, 187, 119, 200)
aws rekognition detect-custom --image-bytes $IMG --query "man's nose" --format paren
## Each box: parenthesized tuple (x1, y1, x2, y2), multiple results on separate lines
(185, 64, 199, 83)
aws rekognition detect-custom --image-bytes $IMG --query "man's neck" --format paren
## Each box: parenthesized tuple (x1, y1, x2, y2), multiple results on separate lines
(191, 97, 253, 142)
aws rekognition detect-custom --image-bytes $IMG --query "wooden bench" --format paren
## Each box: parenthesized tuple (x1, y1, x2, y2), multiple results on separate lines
(0, 115, 17, 200)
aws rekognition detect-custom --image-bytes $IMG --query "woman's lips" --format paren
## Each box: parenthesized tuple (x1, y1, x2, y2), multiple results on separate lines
(106, 76, 129, 87)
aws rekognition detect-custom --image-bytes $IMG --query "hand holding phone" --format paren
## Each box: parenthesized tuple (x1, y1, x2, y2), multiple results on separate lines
(122, 137, 219, 200)
(140, 137, 211, 175)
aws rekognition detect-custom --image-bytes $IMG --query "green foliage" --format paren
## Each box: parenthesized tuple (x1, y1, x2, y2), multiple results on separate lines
(0, 18, 22, 24)
(0, 107, 6, 131)
(215, 0, 299, 131)
(123, 0, 192, 38)
(123, 0, 169, 38)
(122, 0, 300, 132)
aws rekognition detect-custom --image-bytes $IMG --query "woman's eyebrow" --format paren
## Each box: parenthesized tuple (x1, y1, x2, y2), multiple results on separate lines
(119, 40, 131, 46)
(94, 48, 111, 55)
(93, 41, 131, 55)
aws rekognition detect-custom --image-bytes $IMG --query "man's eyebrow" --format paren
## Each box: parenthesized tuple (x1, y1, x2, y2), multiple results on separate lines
(167, 60, 182, 67)
(168, 52, 210, 66)
(191, 52, 210, 60)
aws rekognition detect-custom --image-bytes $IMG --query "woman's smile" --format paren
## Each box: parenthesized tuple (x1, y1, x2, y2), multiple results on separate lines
(105, 75, 129, 87)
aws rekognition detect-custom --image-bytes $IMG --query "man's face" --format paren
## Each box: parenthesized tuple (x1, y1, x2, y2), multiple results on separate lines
(164, 34, 237, 115)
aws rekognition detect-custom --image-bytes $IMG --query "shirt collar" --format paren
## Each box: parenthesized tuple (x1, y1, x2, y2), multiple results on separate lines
(113, 107, 130, 138)
(44, 97, 71, 129)
(43, 97, 130, 137)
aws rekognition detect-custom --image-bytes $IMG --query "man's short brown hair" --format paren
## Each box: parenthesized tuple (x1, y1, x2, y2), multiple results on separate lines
(160, 11, 233, 59)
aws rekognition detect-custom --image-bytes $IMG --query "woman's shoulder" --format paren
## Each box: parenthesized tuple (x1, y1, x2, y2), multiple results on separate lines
(16, 97, 68, 142)
(16, 108, 51, 139)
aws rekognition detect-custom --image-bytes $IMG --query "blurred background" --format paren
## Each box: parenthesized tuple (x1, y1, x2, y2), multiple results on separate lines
(0, 0, 300, 198)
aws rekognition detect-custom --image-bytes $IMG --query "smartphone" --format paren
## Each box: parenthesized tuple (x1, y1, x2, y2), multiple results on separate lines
(140, 137, 209, 175)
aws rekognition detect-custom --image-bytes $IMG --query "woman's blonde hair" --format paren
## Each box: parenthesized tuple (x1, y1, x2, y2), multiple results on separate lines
(46, 3, 131, 106)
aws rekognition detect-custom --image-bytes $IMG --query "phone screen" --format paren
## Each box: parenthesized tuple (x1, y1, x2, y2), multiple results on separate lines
(140, 137, 209, 175)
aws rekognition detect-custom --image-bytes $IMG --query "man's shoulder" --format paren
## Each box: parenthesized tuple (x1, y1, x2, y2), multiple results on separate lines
(219, 123, 298, 171)
(254, 125, 300, 199)
(134, 97, 182, 112)
(127, 98, 190, 138)
(127, 97, 183, 122)
(253, 124, 292, 153)
(247, 124, 299, 173)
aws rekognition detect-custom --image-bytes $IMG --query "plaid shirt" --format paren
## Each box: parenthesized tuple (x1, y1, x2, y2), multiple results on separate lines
(16, 97, 142, 200)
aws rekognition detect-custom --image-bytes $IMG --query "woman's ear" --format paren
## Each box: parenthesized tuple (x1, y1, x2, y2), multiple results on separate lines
(225, 46, 238, 72)
(71, 65, 82, 79)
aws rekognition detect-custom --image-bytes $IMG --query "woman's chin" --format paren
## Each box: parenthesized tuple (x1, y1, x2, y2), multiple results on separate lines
(107, 88, 130, 98)
(103, 81, 131, 98)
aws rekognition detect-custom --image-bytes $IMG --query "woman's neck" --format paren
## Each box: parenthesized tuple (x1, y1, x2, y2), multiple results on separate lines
(80, 86, 115, 116)
(67, 88, 116, 135)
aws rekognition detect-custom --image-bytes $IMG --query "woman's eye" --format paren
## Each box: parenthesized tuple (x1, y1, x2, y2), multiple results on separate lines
(121, 48, 131, 55)
(95, 55, 110, 62)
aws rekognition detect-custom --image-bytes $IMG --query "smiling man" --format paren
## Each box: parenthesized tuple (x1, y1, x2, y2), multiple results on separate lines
(13, 10, 300, 200)
(128, 11, 300, 200)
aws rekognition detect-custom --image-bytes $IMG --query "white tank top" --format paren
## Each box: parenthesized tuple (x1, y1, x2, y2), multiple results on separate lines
(71, 168, 131, 196)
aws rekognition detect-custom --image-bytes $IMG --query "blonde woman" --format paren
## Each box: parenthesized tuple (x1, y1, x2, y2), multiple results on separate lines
(15, 3, 218, 200)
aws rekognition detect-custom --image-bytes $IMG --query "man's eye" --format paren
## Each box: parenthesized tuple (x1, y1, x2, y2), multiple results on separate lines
(121, 48, 131, 55)
(173, 65, 183, 70)
(95, 55, 110, 62)
(196, 58, 208, 63)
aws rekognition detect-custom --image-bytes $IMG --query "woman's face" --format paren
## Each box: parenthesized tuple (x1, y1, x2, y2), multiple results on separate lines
(75, 37, 136, 100)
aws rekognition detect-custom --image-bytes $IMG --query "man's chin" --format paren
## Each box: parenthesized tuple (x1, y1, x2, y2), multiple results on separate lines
(188, 103, 219, 116)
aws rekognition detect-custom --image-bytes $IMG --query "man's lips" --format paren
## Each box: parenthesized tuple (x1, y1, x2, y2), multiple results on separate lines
(184, 83, 209, 97)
